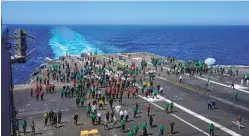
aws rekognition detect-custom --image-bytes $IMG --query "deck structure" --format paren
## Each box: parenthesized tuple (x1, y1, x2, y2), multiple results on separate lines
(14, 52, 249, 136)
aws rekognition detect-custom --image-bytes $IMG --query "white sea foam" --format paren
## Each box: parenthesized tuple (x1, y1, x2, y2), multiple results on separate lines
(49, 27, 104, 59)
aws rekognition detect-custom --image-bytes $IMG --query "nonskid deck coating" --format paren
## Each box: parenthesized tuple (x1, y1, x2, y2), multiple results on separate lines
(14, 52, 249, 136)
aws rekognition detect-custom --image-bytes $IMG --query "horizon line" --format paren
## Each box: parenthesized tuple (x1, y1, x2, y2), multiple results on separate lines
(3, 23, 249, 26)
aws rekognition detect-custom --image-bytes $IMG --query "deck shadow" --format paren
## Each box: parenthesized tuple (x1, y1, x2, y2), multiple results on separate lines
(172, 131, 180, 134)
(134, 116, 142, 118)
(76, 122, 84, 126)
(58, 125, 65, 128)
(152, 125, 157, 128)
(60, 121, 68, 124)
(115, 126, 121, 129)
(35, 132, 43, 135)
(168, 110, 178, 114)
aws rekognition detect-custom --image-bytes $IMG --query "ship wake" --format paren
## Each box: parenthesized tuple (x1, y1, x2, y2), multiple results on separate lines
(49, 27, 104, 59)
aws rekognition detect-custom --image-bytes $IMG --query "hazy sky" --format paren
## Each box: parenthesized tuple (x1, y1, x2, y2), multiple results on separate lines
(2, 1, 249, 25)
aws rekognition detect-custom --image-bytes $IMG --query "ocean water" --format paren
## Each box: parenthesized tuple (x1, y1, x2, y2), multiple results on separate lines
(6, 25, 249, 84)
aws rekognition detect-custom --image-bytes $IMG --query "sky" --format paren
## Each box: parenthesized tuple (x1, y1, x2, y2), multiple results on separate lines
(1, 1, 249, 25)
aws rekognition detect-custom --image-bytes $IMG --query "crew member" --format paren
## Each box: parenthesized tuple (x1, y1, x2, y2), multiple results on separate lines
(74, 113, 79, 125)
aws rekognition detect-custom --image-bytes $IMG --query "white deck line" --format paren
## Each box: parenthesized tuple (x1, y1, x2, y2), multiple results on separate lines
(207, 94, 249, 112)
(118, 53, 249, 94)
(104, 55, 249, 111)
(138, 79, 243, 136)
(232, 121, 245, 128)
(159, 96, 241, 136)
(99, 56, 211, 135)
(99, 56, 241, 136)
(108, 54, 249, 112)
(157, 74, 249, 112)
(139, 95, 210, 136)
(194, 76, 249, 94)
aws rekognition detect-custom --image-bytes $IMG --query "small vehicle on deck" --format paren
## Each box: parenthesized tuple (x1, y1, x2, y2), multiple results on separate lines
(80, 129, 100, 136)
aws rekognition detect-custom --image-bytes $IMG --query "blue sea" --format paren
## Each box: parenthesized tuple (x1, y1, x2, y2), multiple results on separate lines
(6, 25, 249, 84)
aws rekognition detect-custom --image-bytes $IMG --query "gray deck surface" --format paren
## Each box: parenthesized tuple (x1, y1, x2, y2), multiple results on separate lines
(14, 52, 249, 136)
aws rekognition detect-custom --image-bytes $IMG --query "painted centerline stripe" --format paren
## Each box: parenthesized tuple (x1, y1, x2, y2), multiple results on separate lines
(115, 54, 249, 112)
(194, 75, 249, 94)
(159, 75, 249, 112)
(139, 95, 209, 136)
(139, 95, 241, 136)
(98, 55, 242, 136)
